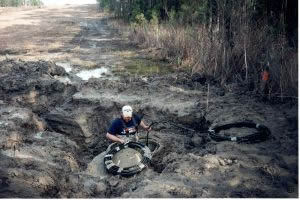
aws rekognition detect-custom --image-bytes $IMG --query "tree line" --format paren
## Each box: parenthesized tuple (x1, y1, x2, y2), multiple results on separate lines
(98, 0, 298, 98)
(0, 0, 43, 7)
(98, 0, 297, 47)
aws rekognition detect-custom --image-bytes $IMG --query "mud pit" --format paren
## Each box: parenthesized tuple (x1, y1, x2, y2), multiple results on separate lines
(0, 3, 298, 198)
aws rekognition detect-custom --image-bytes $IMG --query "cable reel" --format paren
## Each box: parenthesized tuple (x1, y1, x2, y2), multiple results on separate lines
(208, 122, 271, 143)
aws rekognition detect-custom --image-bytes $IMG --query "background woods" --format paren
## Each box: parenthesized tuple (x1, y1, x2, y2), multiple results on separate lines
(98, 0, 298, 98)
(0, 0, 42, 6)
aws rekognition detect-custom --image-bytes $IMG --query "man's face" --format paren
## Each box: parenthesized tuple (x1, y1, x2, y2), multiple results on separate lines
(123, 116, 132, 122)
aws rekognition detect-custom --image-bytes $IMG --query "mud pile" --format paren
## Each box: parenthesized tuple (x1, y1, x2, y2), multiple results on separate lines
(0, 59, 298, 198)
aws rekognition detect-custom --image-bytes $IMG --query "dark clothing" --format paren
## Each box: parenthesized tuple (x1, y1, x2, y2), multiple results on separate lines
(108, 114, 141, 136)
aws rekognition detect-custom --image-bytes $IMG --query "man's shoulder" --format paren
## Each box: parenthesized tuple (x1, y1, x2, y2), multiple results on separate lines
(132, 114, 142, 123)
(111, 117, 122, 125)
(109, 118, 123, 131)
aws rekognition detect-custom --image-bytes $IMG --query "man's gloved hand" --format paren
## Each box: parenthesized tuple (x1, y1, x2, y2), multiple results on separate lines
(146, 126, 152, 131)
(119, 137, 131, 144)
(119, 138, 125, 144)
(124, 138, 130, 144)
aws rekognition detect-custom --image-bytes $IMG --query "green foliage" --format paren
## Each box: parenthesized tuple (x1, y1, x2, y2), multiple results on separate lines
(135, 13, 147, 26)
(0, 0, 20, 7)
(130, 2, 142, 22)
(123, 0, 297, 96)
(97, 0, 113, 11)
(149, 10, 159, 26)
(0, 0, 42, 7)
(29, 0, 42, 6)
(169, 8, 177, 23)
(176, 0, 208, 24)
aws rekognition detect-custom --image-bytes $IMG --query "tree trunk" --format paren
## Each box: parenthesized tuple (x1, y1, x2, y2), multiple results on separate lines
(244, 1, 248, 82)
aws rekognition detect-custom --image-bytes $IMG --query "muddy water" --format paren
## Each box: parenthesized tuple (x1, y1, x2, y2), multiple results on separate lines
(56, 57, 173, 81)
(112, 148, 143, 169)
(0, 4, 298, 199)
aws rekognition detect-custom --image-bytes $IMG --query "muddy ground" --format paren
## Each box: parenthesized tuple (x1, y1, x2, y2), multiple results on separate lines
(0, 3, 298, 198)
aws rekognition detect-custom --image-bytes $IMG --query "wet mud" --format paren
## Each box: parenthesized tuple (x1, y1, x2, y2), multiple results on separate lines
(0, 4, 298, 198)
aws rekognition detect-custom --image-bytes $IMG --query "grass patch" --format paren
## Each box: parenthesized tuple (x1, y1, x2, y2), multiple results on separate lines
(70, 58, 98, 69)
(123, 58, 174, 76)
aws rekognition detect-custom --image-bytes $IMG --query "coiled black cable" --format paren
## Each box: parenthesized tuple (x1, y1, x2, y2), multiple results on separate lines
(208, 122, 271, 143)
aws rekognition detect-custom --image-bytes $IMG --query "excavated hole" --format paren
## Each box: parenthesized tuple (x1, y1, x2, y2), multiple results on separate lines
(0, 59, 215, 198)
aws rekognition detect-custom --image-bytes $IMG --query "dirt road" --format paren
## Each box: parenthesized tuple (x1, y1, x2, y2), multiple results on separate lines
(0, 3, 298, 198)
(0, 3, 130, 71)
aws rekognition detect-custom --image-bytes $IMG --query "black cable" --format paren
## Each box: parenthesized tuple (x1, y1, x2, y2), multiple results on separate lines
(146, 122, 158, 147)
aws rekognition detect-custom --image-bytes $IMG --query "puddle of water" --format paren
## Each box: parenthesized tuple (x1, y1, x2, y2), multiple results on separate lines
(34, 132, 43, 139)
(56, 58, 172, 81)
(97, 54, 115, 60)
(55, 76, 72, 84)
(76, 67, 109, 80)
(56, 62, 73, 73)
(0, 121, 8, 127)
(10, 112, 28, 120)
(122, 58, 174, 76)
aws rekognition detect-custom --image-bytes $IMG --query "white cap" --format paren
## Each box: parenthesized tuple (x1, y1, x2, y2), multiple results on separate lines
(122, 105, 133, 117)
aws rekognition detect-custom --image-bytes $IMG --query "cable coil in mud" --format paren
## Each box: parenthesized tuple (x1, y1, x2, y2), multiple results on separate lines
(208, 122, 271, 143)
(104, 142, 152, 177)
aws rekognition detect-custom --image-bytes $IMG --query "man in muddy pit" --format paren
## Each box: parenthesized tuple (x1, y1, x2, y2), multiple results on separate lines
(106, 105, 151, 144)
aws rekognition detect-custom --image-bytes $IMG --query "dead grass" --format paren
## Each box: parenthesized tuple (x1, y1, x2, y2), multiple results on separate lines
(116, 50, 138, 58)
(70, 58, 98, 68)
(127, 21, 298, 97)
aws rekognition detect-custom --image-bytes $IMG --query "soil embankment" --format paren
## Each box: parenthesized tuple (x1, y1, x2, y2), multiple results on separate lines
(0, 3, 298, 198)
